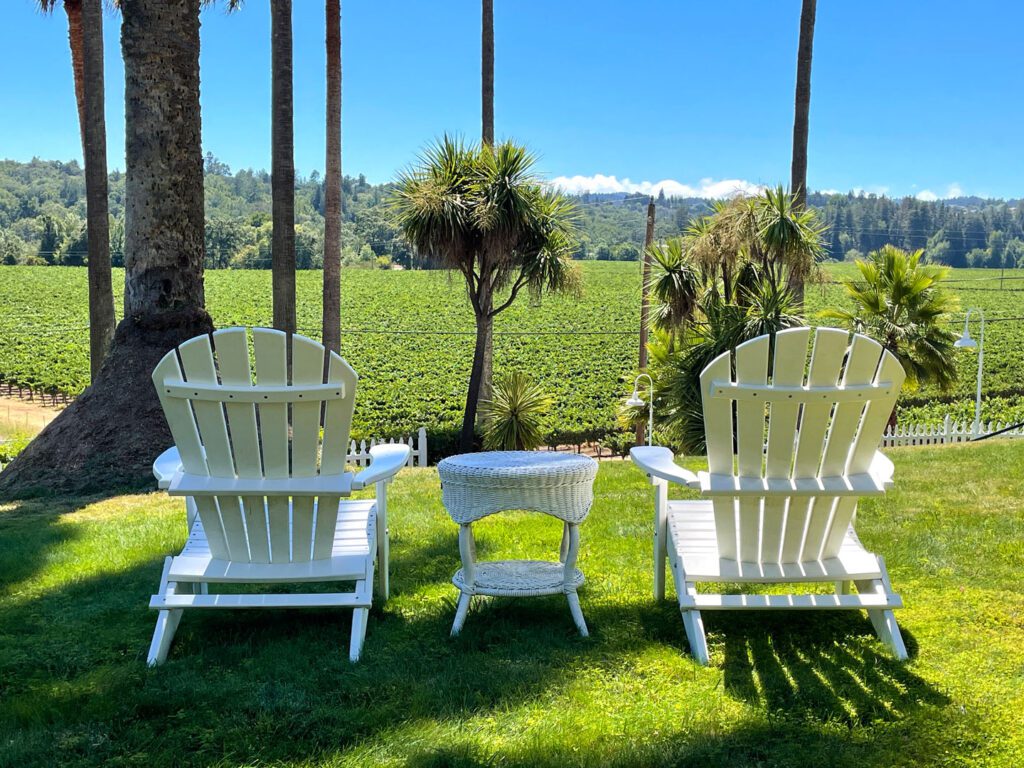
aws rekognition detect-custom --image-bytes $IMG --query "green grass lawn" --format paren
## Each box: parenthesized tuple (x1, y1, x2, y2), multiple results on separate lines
(2, 442, 1023, 767)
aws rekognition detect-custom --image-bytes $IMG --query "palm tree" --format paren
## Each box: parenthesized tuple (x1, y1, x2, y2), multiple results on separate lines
(821, 245, 958, 397)
(38, 0, 115, 381)
(322, 0, 342, 354)
(271, 0, 297, 345)
(789, 0, 817, 303)
(392, 137, 579, 451)
(2, 0, 213, 496)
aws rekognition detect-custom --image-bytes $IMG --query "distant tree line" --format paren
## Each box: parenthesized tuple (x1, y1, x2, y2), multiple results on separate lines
(808, 191, 1024, 268)
(2, 157, 1022, 270)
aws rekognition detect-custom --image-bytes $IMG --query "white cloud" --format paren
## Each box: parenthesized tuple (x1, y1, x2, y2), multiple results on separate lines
(547, 174, 765, 199)
(916, 183, 964, 202)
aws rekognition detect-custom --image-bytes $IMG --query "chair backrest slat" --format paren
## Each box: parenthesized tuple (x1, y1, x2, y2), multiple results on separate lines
(699, 327, 903, 565)
(733, 336, 769, 561)
(819, 335, 883, 476)
(289, 336, 327, 562)
(760, 327, 812, 561)
(214, 328, 269, 562)
(152, 327, 358, 566)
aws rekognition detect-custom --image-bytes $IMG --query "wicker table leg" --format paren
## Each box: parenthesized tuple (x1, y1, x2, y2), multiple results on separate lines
(451, 524, 476, 636)
(563, 523, 589, 636)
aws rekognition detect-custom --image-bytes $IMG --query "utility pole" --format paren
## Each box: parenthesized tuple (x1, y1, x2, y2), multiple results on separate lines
(636, 197, 656, 445)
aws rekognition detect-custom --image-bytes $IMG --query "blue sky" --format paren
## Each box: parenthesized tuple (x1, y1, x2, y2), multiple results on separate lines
(1, 0, 1021, 199)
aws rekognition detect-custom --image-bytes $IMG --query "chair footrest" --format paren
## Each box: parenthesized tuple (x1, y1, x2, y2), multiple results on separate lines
(150, 592, 369, 610)
(680, 593, 902, 610)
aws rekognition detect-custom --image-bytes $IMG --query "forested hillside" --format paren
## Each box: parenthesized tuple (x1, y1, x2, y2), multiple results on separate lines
(2, 156, 1022, 268)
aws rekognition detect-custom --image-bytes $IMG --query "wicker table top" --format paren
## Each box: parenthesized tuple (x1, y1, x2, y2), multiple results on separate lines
(438, 451, 598, 524)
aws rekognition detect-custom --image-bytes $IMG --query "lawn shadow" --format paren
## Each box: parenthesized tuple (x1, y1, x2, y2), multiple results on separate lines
(716, 611, 946, 725)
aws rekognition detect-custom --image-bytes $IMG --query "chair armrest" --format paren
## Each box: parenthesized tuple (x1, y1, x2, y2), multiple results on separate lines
(352, 443, 412, 490)
(153, 447, 182, 489)
(630, 446, 700, 488)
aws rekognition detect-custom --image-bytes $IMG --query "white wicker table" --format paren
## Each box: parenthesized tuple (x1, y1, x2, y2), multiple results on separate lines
(437, 451, 598, 637)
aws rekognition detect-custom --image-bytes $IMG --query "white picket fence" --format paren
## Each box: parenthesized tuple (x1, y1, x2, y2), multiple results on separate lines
(347, 426, 428, 467)
(882, 415, 1024, 447)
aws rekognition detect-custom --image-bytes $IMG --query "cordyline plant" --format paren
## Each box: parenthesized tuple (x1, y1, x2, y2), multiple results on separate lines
(391, 136, 579, 452)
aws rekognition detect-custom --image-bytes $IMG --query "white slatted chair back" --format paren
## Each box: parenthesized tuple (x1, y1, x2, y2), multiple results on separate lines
(701, 327, 905, 564)
(153, 327, 358, 564)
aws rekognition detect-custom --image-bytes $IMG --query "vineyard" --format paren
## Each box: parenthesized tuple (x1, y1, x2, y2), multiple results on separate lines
(2, 263, 1024, 446)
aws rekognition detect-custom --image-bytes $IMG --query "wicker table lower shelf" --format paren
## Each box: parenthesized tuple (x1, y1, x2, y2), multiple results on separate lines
(453, 560, 585, 597)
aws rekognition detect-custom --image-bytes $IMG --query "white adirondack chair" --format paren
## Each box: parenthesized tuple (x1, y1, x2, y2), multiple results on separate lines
(631, 327, 908, 664)
(147, 327, 410, 665)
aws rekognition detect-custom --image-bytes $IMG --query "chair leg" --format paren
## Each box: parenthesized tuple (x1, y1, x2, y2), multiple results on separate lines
(566, 591, 589, 637)
(856, 558, 908, 660)
(451, 592, 472, 636)
(148, 609, 183, 667)
(147, 557, 182, 667)
(867, 608, 908, 660)
(653, 479, 669, 601)
(349, 607, 369, 662)
(375, 481, 390, 601)
(678, 572, 709, 665)
(681, 609, 709, 665)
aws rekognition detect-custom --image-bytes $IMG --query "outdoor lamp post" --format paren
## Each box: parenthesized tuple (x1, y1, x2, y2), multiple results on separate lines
(626, 373, 655, 446)
(954, 308, 985, 437)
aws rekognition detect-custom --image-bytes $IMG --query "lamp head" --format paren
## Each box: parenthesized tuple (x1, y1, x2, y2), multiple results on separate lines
(954, 333, 977, 349)
(625, 390, 645, 408)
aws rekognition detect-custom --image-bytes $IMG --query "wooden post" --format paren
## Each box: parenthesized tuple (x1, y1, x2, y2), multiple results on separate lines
(636, 197, 656, 445)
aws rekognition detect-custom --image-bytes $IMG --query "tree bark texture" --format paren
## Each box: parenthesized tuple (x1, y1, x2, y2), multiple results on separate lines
(63, 0, 86, 146)
(322, 0, 342, 354)
(272, 0, 297, 342)
(122, 0, 206, 319)
(790, 0, 816, 210)
(481, 0, 494, 146)
(81, 0, 116, 380)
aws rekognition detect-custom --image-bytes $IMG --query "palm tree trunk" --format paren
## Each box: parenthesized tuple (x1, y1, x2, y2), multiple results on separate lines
(789, 0, 816, 304)
(63, 0, 86, 145)
(1, 0, 212, 497)
(271, 0, 297, 345)
(478, 0, 495, 419)
(80, 0, 115, 381)
(322, 0, 342, 354)
(461, 285, 493, 452)
(481, 0, 494, 146)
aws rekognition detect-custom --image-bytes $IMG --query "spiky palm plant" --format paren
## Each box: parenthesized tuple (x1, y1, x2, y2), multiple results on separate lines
(479, 371, 551, 451)
(821, 245, 958, 393)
